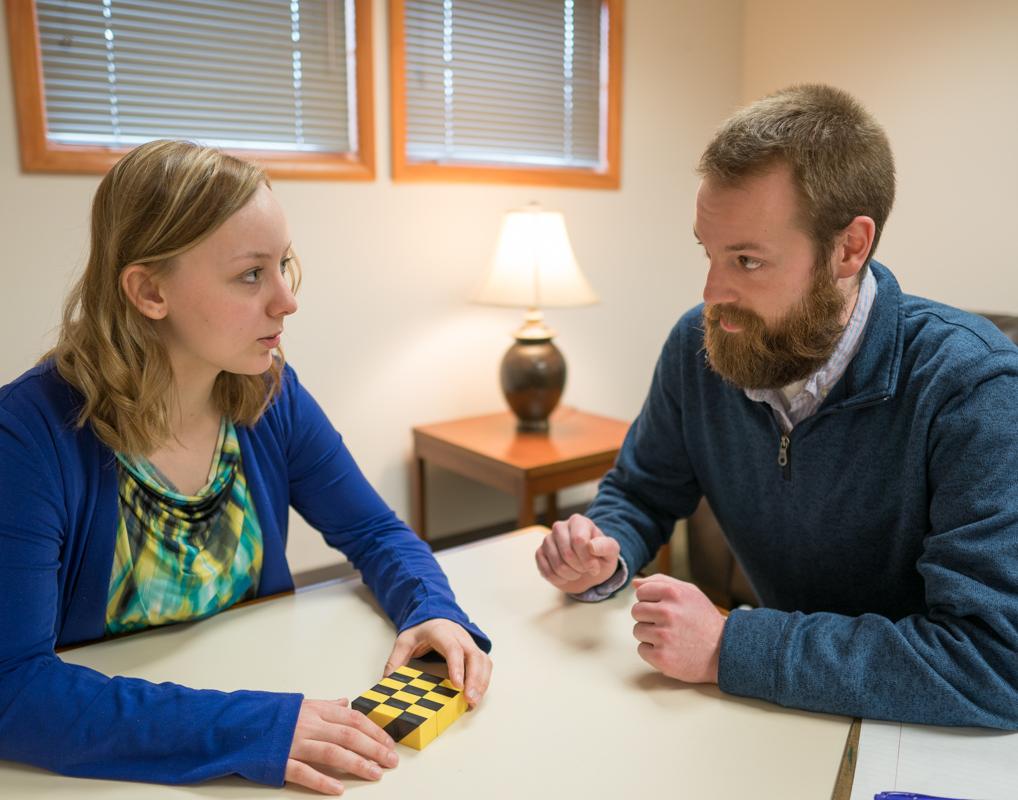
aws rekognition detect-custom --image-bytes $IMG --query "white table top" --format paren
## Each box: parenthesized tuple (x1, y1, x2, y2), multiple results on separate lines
(1, 528, 851, 798)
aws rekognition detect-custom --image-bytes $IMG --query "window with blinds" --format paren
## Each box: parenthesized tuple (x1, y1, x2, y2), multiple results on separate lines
(7, 0, 374, 178)
(391, 0, 621, 188)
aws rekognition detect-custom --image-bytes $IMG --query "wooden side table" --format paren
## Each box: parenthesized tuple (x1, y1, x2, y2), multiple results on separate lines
(411, 407, 670, 573)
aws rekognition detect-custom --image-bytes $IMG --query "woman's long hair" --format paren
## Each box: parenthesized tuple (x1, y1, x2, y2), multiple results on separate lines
(44, 140, 298, 456)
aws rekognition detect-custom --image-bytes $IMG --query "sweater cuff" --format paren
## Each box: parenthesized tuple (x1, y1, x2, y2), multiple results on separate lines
(717, 608, 789, 704)
(570, 558, 629, 602)
(257, 693, 305, 787)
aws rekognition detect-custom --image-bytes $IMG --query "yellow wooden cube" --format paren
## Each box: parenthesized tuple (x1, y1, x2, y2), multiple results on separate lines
(351, 665, 468, 750)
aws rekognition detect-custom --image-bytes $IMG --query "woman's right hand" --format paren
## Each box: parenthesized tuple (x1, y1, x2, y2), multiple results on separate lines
(285, 698, 399, 795)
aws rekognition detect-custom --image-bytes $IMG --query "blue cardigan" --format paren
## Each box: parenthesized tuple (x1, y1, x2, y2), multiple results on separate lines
(0, 362, 489, 785)
(588, 262, 1018, 728)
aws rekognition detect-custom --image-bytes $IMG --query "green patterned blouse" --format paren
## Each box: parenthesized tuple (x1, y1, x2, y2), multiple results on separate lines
(106, 418, 264, 635)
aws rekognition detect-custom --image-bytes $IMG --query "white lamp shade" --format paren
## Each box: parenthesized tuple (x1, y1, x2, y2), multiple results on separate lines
(476, 207, 599, 308)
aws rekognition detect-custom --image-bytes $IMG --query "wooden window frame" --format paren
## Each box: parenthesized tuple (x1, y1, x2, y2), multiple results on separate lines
(4, 0, 376, 180)
(389, 0, 623, 189)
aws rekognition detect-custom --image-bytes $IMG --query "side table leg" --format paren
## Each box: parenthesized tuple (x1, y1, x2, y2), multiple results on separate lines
(516, 486, 537, 529)
(545, 492, 559, 525)
(655, 542, 671, 575)
(411, 456, 427, 541)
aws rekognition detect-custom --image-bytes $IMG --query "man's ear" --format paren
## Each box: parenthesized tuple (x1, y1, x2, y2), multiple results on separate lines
(833, 216, 876, 281)
(121, 264, 167, 320)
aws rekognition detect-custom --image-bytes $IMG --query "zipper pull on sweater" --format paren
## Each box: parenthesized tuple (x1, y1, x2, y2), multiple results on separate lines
(778, 434, 791, 479)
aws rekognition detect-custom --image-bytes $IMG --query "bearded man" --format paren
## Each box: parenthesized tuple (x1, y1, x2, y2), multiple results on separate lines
(534, 84, 1018, 728)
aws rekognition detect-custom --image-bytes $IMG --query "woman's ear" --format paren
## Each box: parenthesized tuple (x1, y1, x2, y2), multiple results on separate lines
(121, 264, 167, 320)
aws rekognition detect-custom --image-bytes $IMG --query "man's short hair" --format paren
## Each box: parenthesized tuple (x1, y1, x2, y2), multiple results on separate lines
(698, 84, 895, 271)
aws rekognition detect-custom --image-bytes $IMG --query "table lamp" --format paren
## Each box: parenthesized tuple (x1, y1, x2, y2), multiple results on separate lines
(476, 203, 599, 432)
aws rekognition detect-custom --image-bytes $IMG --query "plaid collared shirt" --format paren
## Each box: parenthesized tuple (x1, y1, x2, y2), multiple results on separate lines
(745, 268, 877, 433)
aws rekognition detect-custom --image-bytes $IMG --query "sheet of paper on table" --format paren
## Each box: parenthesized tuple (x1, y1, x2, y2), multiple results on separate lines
(850, 719, 1018, 800)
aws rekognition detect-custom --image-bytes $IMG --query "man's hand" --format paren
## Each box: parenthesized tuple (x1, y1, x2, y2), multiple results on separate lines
(631, 573, 726, 684)
(285, 698, 398, 795)
(534, 514, 622, 594)
(384, 618, 492, 708)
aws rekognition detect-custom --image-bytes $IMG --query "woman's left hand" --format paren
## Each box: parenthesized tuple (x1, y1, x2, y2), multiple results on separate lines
(383, 619, 492, 708)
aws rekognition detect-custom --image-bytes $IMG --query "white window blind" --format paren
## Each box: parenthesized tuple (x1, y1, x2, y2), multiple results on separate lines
(403, 0, 605, 169)
(36, 0, 357, 153)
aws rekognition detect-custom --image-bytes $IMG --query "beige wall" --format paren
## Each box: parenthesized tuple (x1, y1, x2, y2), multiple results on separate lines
(0, 0, 743, 574)
(742, 0, 1018, 310)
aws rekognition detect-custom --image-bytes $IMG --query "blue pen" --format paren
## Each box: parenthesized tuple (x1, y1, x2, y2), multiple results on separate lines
(874, 792, 972, 800)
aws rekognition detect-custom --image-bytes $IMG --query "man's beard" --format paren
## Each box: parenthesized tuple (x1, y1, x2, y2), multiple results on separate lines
(702, 264, 847, 390)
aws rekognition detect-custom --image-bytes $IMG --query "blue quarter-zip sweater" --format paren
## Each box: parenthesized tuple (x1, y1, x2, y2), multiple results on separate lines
(0, 362, 490, 785)
(587, 261, 1018, 728)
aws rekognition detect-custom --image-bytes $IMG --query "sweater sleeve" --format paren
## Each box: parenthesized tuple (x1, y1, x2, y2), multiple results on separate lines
(280, 368, 491, 652)
(586, 323, 703, 583)
(0, 403, 303, 785)
(719, 365, 1018, 729)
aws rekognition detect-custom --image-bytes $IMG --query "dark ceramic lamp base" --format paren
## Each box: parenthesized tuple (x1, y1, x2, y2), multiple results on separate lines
(500, 337, 566, 433)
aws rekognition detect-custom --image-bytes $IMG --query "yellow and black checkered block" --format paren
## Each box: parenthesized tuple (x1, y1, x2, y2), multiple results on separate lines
(351, 665, 467, 750)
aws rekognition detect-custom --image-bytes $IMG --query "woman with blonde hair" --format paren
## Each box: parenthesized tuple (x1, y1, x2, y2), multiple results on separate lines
(0, 140, 491, 794)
